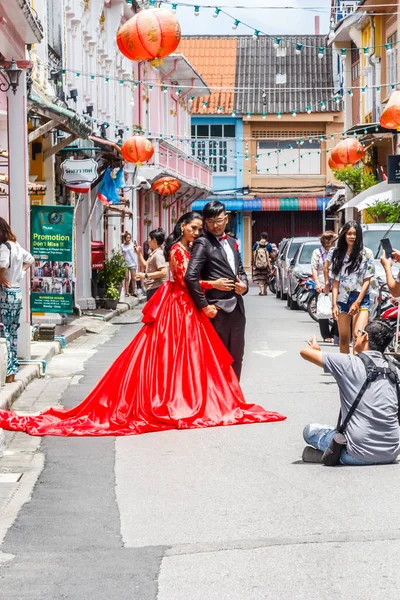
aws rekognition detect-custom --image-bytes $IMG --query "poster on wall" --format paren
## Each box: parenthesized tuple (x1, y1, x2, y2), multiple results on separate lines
(30, 206, 74, 313)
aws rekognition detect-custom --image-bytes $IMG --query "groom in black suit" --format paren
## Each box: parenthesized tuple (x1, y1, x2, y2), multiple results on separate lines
(185, 201, 248, 380)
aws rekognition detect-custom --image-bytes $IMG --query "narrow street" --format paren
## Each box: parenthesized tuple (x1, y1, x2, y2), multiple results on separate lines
(0, 290, 400, 599)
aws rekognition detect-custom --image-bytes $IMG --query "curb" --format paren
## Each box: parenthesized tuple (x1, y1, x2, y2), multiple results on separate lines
(0, 295, 146, 411)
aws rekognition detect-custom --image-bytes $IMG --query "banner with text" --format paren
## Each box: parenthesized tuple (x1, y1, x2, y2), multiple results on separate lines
(31, 206, 74, 313)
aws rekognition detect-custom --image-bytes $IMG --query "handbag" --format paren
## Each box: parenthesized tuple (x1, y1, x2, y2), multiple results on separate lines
(316, 293, 332, 320)
(322, 353, 400, 466)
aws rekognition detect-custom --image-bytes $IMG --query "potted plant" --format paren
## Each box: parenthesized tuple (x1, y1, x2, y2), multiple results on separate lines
(104, 283, 120, 310)
(98, 250, 127, 310)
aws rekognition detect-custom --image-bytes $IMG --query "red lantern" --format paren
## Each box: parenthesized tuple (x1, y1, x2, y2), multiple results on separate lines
(331, 139, 365, 166)
(380, 90, 400, 130)
(117, 8, 181, 66)
(120, 136, 154, 165)
(328, 155, 344, 171)
(152, 177, 181, 196)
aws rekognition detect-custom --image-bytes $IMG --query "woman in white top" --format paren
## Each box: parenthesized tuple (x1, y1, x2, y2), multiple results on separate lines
(325, 221, 375, 354)
(121, 232, 138, 297)
(0, 218, 34, 382)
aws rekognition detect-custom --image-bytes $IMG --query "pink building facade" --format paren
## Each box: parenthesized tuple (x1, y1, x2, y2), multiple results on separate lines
(0, 0, 43, 358)
(127, 53, 212, 243)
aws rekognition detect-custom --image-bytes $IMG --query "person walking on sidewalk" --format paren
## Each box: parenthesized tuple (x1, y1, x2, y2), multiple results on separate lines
(311, 230, 337, 343)
(0, 218, 34, 383)
(121, 232, 138, 297)
(136, 228, 167, 302)
(252, 233, 272, 296)
(325, 221, 374, 354)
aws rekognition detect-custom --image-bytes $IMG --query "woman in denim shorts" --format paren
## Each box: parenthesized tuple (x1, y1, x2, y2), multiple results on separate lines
(326, 221, 375, 354)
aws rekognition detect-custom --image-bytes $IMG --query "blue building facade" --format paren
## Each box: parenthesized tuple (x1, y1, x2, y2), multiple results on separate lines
(191, 115, 245, 252)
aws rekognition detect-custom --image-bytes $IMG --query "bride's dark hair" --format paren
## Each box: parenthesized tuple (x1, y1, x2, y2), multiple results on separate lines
(164, 211, 203, 261)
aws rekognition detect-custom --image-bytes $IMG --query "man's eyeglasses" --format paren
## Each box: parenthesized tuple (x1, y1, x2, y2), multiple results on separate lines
(357, 329, 368, 337)
(205, 217, 226, 226)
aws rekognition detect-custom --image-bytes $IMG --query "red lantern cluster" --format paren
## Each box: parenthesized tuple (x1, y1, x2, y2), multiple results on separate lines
(328, 155, 344, 171)
(329, 138, 365, 168)
(117, 8, 181, 66)
(152, 177, 181, 196)
(380, 90, 400, 130)
(120, 136, 154, 165)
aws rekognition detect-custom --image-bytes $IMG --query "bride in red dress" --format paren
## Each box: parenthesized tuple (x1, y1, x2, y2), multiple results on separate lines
(0, 212, 285, 436)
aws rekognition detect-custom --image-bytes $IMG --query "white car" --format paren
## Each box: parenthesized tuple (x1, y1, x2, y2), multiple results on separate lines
(361, 223, 400, 281)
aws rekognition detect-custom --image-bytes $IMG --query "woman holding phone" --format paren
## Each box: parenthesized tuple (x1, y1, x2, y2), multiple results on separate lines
(325, 221, 375, 354)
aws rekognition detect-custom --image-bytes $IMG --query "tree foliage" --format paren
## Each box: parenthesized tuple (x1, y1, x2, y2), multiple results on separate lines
(366, 200, 400, 224)
(333, 166, 378, 195)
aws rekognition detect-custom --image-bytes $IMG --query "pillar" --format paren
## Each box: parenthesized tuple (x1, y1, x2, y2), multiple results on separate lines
(75, 193, 95, 309)
(7, 72, 30, 359)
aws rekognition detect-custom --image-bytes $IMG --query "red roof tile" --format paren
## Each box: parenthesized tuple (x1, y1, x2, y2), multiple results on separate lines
(178, 37, 237, 115)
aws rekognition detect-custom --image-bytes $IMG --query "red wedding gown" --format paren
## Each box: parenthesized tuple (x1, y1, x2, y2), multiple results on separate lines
(0, 243, 286, 436)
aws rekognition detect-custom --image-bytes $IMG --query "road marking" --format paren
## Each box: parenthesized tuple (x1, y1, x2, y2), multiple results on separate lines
(253, 350, 287, 358)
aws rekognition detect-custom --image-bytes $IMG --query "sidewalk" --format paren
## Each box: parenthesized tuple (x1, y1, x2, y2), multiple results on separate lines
(0, 295, 146, 412)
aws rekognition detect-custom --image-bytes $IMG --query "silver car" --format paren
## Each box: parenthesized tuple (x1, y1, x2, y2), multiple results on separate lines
(286, 240, 321, 310)
(276, 236, 319, 300)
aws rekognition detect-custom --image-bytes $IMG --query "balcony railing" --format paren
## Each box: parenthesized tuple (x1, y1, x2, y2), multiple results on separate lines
(148, 139, 212, 190)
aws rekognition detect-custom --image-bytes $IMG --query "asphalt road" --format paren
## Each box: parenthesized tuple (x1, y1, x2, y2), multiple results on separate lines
(1, 289, 400, 599)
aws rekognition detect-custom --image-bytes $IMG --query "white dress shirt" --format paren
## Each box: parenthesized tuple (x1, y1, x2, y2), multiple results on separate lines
(218, 237, 235, 274)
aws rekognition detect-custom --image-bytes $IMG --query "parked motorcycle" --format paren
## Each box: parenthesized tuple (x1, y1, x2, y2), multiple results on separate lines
(269, 265, 276, 295)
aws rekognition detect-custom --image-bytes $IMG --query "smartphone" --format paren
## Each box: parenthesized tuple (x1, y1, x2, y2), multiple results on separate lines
(381, 238, 393, 259)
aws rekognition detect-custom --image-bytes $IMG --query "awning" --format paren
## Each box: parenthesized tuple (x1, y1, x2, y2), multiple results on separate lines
(340, 180, 400, 211)
(326, 189, 345, 210)
(192, 197, 330, 211)
(28, 89, 91, 139)
(89, 136, 122, 156)
(344, 122, 397, 136)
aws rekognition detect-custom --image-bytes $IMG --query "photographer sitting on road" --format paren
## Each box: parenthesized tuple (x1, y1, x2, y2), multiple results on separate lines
(300, 320, 400, 465)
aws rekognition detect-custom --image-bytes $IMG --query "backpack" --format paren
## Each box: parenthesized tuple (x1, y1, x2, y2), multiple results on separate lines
(255, 247, 269, 270)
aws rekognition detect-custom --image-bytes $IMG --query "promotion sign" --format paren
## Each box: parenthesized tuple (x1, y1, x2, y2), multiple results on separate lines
(30, 206, 74, 313)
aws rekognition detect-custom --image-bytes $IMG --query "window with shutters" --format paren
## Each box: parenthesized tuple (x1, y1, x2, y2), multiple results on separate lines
(191, 124, 235, 173)
(257, 140, 321, 175)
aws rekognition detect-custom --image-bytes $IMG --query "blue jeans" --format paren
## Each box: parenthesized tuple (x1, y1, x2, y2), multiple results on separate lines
(337, 292, 370, 314)
(303, 424, 395, 466)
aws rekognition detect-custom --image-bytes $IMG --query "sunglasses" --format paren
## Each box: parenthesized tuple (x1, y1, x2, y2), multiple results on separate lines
(357, 329, 368, 337)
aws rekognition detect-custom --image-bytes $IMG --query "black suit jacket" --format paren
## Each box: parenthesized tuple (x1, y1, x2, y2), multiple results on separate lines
(185, 232, 248, 313)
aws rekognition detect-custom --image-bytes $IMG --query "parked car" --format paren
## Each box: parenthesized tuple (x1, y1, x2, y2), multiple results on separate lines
(275, 239, 289, 298)
(286, 240, 320, 310)
(276, 236, 318, 300)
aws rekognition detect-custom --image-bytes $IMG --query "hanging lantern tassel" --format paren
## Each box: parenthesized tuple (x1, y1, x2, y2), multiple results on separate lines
(380, 90, 400, 131)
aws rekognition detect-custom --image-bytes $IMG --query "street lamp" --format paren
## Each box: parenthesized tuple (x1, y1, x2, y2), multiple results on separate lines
(0, 58, 22, 95)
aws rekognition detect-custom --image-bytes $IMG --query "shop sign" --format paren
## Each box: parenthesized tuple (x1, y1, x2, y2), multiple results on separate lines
(61, 158, 98, 185)
(388, 155, 400, 184)
(30, 206, 74, 313)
